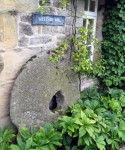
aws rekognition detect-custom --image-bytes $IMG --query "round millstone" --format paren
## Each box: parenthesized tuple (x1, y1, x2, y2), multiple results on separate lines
(10, 53, 80, 128)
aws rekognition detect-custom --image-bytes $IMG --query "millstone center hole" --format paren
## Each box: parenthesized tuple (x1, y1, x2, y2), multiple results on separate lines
(49, 91, 64, 113)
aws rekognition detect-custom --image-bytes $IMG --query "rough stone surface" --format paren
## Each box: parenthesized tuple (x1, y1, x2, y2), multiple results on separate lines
(10, 54, 80, 128)
(18, 37, 29, 47)
(42, 26, 58, 35)
(19, 23, 33, 36)
(1, 13, 17, 49)
(0, 55, 4, 72)
(80, 77, 94, 91)
(30, 35, 52, 45)
(0, 48, 42, 126)
(65, 17, 74, 26)
(75, 17, 83, 28)
(76, 0, 84, 17)
(20, 15, 32, 23)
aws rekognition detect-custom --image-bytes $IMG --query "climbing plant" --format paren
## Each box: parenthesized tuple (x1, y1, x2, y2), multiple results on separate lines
(98, 0, 125, 89)
(49, 25, 103, 76)
(37, 0, 70, 14)
(37, 0, 103, 77)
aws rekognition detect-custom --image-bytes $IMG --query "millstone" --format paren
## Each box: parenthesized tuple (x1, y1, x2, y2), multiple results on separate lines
(10, 53, 80, 128)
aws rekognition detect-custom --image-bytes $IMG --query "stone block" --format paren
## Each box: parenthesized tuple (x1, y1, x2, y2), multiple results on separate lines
(57, 9, 72, 17)
(15, 0, 38, 12)
(56, 34, 66, 40)
(80, 77, 94, 91)
(20, 15, 32, 24)
(65, 26, 72, 35)
(18, 37, 29, 47)
(76, 0, 84, 17)
(0, 14, 4, 40)
(19, 23, 33, 36)
(30, 35, 52, 45)
(42, 26, 58, 35)
(10, 54, 80, 128)
(45, 42, 57, 51)
(58, 26, 65, 34)
(75, 17, 83, 27)
(3, 13, 17, 49)
(47, 7, 57, 15)
(33, 26, 42, 35)
(65, 17, 74, 26)
(0, 0, 15, 12)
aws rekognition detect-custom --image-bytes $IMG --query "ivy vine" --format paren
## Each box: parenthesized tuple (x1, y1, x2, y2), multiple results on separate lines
(49, 25, 103, 76)
(99, 0, 125, 89)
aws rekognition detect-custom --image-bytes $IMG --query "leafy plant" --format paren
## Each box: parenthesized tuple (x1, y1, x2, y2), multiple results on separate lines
(80, 87, 99, 100)
(11, 124, 62, 150)
(0, 128, 15, 150)
(1, 88, 125, 150)
(50, 25, 102, 76)
(57, 87, 125, 150)
(98, 0, 125, 89)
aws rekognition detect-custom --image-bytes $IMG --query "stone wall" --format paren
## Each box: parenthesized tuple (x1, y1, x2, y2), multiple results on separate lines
(0, 0, 75, 128)
(0, 0, 104, 128)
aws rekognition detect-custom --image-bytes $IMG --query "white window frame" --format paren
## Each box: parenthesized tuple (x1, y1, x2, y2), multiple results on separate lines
(83, 0, 98, 61)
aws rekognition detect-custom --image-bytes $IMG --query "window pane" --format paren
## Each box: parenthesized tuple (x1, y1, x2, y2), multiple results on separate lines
(83, 19, 87, 27)
(89, 0, 96, 12)
(84, 0, 89, 11)
(87, 19, 94, 44)
(88, 19, 94, 28)
(87, 46, 92, 57)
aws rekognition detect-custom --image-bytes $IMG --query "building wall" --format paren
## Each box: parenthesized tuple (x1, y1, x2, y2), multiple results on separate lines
(0, 0, 104, 128)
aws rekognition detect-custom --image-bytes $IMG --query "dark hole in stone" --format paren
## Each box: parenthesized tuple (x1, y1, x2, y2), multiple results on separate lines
(49, 91, 64, 113)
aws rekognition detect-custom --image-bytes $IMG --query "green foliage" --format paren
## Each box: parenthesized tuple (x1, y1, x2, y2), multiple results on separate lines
(98, 0, 125, 89)
(1, 88, 125, 149)
(60, 0, 69, 9)
(37, 0, 69, 14)
(0, 128, 15, 150)
(36, 0, 50, 14)
(80, 87, 99, 100)
(11, 124, 62, 150)
(49, 40, 69, 62)
(57, 87, 125, 150)
(50, 25, 102, 76)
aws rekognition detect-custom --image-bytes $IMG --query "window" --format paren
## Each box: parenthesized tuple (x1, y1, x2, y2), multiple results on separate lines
(39, 0, 50, 6)
(83, 0, 98, 60)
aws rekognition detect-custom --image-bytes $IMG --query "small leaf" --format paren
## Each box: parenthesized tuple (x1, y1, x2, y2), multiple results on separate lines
(79, 127, 86, 138)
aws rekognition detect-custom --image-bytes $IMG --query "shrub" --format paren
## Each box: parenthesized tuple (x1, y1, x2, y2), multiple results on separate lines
(56, 88, 125, 150)
(10, 124, 62, 150)
(1, 88, 125, 150)
(0, 128, 15, 150)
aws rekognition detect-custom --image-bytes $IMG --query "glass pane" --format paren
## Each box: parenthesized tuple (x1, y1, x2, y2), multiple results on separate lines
(89, 0, 96, 12)
(87, 46, 92, 58)
(39, 0, 50, 5)
(83, 19, 87, 27)
(87, 46, 91, 51)
(84, 0, 89, 11)
(88, 19, 94, 29)
(87, 19, 94, 44)
(39, 0, 42, 6)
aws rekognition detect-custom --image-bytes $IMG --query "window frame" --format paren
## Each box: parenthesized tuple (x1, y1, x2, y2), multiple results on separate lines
(83, 0, 98, 61)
